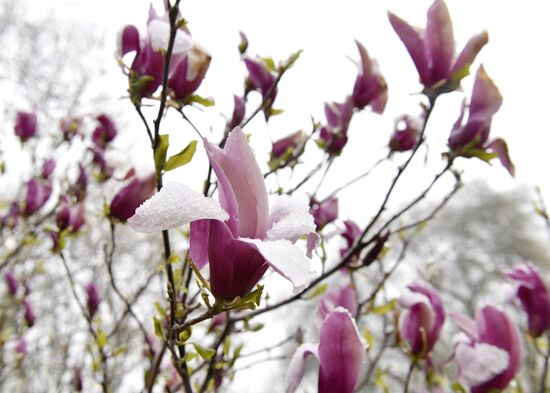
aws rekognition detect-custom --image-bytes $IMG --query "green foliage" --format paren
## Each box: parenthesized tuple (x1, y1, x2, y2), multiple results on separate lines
(165, 140, 198, 172)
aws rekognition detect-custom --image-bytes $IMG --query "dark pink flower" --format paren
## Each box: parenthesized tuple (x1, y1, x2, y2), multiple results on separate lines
(399, 281, 445, 358)
(227, 95, 245, 130)
(85, 281, 101, 318)
(168, 45, 211, 101)
(2, 202, 20, 229)
(389, 0, 488, 92)
(271, 130, 305, 162)
(23, 178, 52, 217)
(92, 114, 117, 149)
(110, 174, 157, 222)
(14, 111, 37, 141)
(352, 41, 387, 113)
(310, 196, 338, 230)
(4, 271, 18, 296)
(448, 66, 514, 176)
(41, 159, 56, 179)
(318, 285, 357, 319)
(451, 306, 522, 393)
(244, 57, 277, 101)
(318, 98, 354, 155)
(56, 197, 85, 233)
(129, 128, 317, 301)
(23, 299, 35, 327)
(60, 117, 81, 141)
(286, 308, 366, 393)
(505, 262, 550, 337)
(389, 115, 421, 153)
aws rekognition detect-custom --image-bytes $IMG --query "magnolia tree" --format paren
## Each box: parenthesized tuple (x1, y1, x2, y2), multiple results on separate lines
(1, 1, 549, 392)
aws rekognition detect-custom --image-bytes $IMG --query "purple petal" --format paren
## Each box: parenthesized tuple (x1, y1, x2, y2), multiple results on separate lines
(120, 25, 140, 56)
(204, 127, 269, 239)
(318, 285, 358, 320)
(285, 343, 319, 393)
(426, 0, 454, 84)
(469, 66, 502, 124)
(318, 308, 365, 393)
(452, 31, 489, 75)
(207, 220, 268, 301)
(487, 138, 515, 177)
(243, 239, 316, 293)
(128, 182, 228, 233)
(388, 12, 430, 86)
(190, 220, 211, 270)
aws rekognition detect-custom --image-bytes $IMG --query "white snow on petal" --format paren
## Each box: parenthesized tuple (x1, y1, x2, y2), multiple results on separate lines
(285, 343, 319, 393)
(267, 195, 316, 242)
(128, 182, 228, 233)
(456, 342, 509, 387)
(243, 239, 317, 292)
(148, 19, 193, 54)
(398, 289, 430, 309)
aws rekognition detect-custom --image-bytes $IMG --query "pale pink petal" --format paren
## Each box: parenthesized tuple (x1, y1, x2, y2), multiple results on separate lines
(452, 31, 489, 75)
(205, 127, 269, 239)
(242, 239, 316, 292)
(455, 342, 509, 387)
(285, 343, 319, 393)
(318, 308, 366, 393)
(450, 311, 479, 340)
(469, 66, 503, 123)
(266, 195, 316, 242)
(128, 182, 228, 233)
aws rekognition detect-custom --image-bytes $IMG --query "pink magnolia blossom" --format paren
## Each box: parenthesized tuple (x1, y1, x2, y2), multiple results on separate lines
(23, 299, 35, 327)
(168, 44, 211, 101)
(399, 281, 445, 358)
(23, 177, 52, 217)
(129, 127, 317, 301)
(389, 115, 422, 153)
(389, 0, 488, 92)
(227, 95, 245, 130)
(317, 284, 358, 320)
(448, 66, 514, 176)
(56, 197, 85, 233)
(318, 97, 354, 155)
(85, 281, 101, 318)
(286, 308, 366, 393)
(91, 114, 117, 149)
(271, 130, 305, 161)
(451, 306, 522, 393)
(352, 40, 387, 113)
(505, 262, 550, 337)
(4, 271, 18, 296)
(110, 174, 157, 222)
(310, 196, 338, 231)
(14, 111, 37, 141)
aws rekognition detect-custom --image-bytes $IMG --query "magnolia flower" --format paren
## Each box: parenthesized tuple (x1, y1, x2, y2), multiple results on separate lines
(448, 66, 514, 176)
(310, 196, 338, 231)
(244, 57, 277, 101)
(2, 202, 20, 229)
(91, 114, 117, 149)
(23, 177, 52, 217)
(389, 115, 422, 153)
(451, 306, 522, 393)
(352, 40, 387, 113)
(318, 97, 354, 155)
(60, 117, 81, 141)
(286, 308, 366, 393)
(340, 220, 361, 258)
(23, 299, 35, 327)
(271, 130, 305, 162)
(56, 197, 85, 233)
(4, 272, 18, 297)
(317, 284, 357, 320)
(389, 0, 488, 92)
(399, 281, 445, 359)
(169, 44, 211, 101)
(505, 262, 550, 337)
(120, 5, 193, 98)
(14, 111, 37, 141)
(110, 174, 157, 222)
(129, 127, 317, 301)
(227, 95, 245, 130)
(85, 281, 101, 318)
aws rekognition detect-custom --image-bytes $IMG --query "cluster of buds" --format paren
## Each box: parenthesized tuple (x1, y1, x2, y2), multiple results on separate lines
(120, 5, 210, 104)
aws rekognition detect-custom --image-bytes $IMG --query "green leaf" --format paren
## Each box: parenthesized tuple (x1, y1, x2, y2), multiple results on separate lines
(153, 316, 166, 340)
(363, 327, 374, 351)
(231, 285, 264, 311)
(96, 329, 107, 349)
(369, 299, 397, 314)
(165, 140, 198, 172)
(178, 327, 193, 344)
(451, 382, 467, 393)
(269, 108, 284, 117)
(154, 302, 166, 318)
(282, 49, 303, 70)
(154, 134, 169, 174)
(463, 147, 498, 162)
(304, 283, 328, 300)
(111, 345, 127, 357)
(187, 95, 215, 107)
(262, 57, 276, 73)
(191, 342, 216, 360)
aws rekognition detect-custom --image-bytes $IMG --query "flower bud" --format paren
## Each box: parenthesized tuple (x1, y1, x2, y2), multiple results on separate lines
(41, 159, 56, 179)
(23, 178, 52, 217)
(56, 197, 85, 233)
(2, 202, 20, 229)
(318, 98, 354, 155)
(168, 45, 211, 101)
(92, 114, 117, 149)
(271, 130, 304, 161)
(389, 115, 421, 152)
(85, 281, 101, 318)
(227, 95, 245, 130)
(110, 174, 157, 221)
(310, 196, 338, 230)
(4, 271, 18, 296)
(60, 117, 81, 141)
(14, 111, 37, 141)
(23, 299, 35, 327)
(352, 41, 387, 113)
